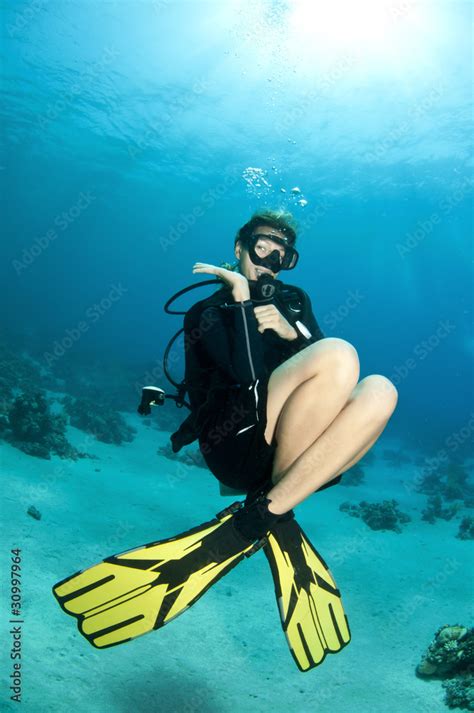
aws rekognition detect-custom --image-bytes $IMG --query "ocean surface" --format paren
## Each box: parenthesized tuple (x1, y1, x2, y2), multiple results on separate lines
(1, 1, 473, 712)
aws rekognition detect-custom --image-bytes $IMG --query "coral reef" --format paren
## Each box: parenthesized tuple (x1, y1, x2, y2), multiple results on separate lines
(422, 495, 462, 524)
(27, 506, 41, 520)
(382, 448, 412, 466)
(340, 464, 365, 487)
(416, 460, 474, 508)
(443, 675, 474, 710)
(0, 344, 187, 435)
(457, 517, 474, 541)
(0, 347, 45, 438)
(416, 625, 474, 679)
(0, 397, 10, 435)
(0, 345, 45, 395)
(339, 499, 411, 532)
(417, 625, 474, 709)
(63, 396, 136, 445)
(51, 354, 185, 432)
(6, 391, 80, 460)
(443, 464, 474, 503)
(49, 355, 139, 411)
(157, 442, 207, 470)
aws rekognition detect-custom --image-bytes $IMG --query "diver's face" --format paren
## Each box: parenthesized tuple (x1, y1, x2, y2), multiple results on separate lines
(235, 225, 285, 281)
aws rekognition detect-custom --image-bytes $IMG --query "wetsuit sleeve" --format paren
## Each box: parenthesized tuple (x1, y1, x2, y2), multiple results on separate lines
(286, 290, 325, 355)
(196, 299, 266, 385)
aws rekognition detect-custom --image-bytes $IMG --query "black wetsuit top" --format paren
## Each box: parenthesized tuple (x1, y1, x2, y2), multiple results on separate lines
(170, 282, 325, 452)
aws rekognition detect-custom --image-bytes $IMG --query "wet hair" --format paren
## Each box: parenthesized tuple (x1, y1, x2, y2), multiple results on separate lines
(234, 209, 297, 247)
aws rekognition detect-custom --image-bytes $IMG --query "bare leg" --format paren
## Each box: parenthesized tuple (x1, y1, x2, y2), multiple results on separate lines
(260, 339, 398, 514)
(268, 375, 397, 513)
(332, 421, 388, 476)
(264, 339, 361, 472)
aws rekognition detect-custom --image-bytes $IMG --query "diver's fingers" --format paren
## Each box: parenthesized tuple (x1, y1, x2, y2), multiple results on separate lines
(253, 305, 279, 315)
(255, 316, 276, 329)
(193, 262, 217, 273)
(254, 307, 279, 321)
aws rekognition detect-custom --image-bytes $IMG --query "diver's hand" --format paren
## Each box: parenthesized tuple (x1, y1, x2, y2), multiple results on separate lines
(253, 304, 298, 340)
(193, 262, 250, 301)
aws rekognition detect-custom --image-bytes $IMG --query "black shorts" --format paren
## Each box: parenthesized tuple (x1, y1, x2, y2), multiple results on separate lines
(198, 378, 342, 494)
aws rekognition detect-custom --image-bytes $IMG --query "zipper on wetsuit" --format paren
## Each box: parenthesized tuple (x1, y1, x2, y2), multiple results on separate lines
(221, 300, 256, 382)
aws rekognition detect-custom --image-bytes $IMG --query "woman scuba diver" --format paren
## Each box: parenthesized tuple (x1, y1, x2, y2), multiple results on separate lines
(53, 210, 398, 672)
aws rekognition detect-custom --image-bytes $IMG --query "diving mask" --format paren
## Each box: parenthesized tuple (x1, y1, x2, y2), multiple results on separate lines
(244, 232, 299, 272)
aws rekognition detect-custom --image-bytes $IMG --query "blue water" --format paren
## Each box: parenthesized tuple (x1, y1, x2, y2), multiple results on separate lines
(1, 1, 473, 711)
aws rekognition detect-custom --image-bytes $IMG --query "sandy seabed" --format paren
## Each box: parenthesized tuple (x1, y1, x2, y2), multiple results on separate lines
(1, 411, 472, 713)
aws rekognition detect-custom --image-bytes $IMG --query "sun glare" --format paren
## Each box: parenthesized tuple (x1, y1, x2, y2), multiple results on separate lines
(286, 0, 426, 63)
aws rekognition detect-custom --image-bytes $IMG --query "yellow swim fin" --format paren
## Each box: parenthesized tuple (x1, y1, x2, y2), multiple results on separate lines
(263, 516, 351, 671)
(52, 502, 261, 649)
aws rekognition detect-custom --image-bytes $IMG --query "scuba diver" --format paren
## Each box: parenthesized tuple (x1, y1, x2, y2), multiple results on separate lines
(53, 210, 398, 671)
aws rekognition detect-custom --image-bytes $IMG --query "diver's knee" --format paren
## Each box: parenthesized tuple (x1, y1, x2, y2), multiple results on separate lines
(318, 338, 360, 385)
(361, 374, 398, 413)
